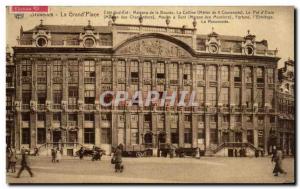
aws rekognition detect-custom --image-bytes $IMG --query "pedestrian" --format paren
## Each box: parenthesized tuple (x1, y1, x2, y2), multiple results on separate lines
(6, 147, 12, 173)
(16, 150, 33, 178)
(56, 148, 62, 162)
(79, 147, 84, 160)
(195, 147, 201, 159)
(234, 149, 238, 157)
(34, 147, 39, 156)
(9, 149, 18, 173)
(113, 144, 124, 173)
(272, 148, 287, 176)
(51, 148, 57, 163)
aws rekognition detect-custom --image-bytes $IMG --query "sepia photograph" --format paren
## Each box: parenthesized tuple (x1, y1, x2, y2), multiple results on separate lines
(5, 6, 295, 184)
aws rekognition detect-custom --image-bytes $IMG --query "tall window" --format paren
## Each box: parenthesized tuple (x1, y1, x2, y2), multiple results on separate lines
(196, 65, 204, 80)
(37, 62, 47, 83)
(267, 68, 274, 83)
(84, 60, 95, 83)
(171, 128, 179, 144)
(257, 67, 264, 83)
(207, 87, 217, 106)
(84, 89, 95, 104)
(101, 60, 112, 83)
(208, 65, 216, 81)
(68, 86, 78, 107)
(234, 88, 241, 106)
(21, 60, 31, 77)
(68, 60, 79, 83)
(130, 61, 139, 83)
(183, 64, 191, 80)
(197, 86, 204, 106)
(220, 88, 229, 106)
(53, 60, 63, 82)
(169, 63, 178, 82)
(246, 88, 252, 108)
(22, 128, 30, 144)
(256, 89, 264, 108)
(184, 128, 192, 144)
(37, 92, 46, 104)
(117, 60, 126, 80)
(210, 129, 218, 144)
(68, 113, 78, 122)
(22, 91, 31, 105)
(234, 66, 241, 82)
(221, 66, 229, 81)
(267, 89, 274, 108)
(143, 61, 151, 80)
(245, 67, 252, 83)
(53, 113, 61, 122)
(53, 90, 62, 105)
(247, 130, 254, 144)
(84, 113, 94, 121)
(156, 62, 165, 79)
(37, 128, 46, 144)
(84, 128, 95, 144)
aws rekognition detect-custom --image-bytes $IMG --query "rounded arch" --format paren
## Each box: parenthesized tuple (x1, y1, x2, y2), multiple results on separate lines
(113, 33, 196, 57)
(144, 131, 153, 144)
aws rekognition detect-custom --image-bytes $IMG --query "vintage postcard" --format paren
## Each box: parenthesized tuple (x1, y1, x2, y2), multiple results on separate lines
(6, 6, 294, 184)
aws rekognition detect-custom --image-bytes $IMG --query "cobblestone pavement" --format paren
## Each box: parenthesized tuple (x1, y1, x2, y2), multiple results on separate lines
(6, 155, 294, 184)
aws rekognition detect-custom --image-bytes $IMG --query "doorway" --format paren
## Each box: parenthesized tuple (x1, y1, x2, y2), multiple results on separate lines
(235, 132, 242, 143)
(158, 132, 166, 144)
(144, 132, 153, 144)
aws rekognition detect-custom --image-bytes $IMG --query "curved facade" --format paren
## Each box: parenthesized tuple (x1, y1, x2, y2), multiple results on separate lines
(11, 20, 280, 155)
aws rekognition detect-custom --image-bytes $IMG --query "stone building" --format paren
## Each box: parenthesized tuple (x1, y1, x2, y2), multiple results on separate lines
(6, 46, 15, 147)
(277, 59, 295, 155)
(11, 17, 280, 156)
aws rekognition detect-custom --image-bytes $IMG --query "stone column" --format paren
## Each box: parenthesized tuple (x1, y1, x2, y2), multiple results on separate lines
(61, 58, 68, 144)
(77, 58, 84, 144)
(15, 61, 22, 150)
(178, 112, 184, 147)
(151, 112, 157, 147)
(192, 114, 198, 147)
(30, 59, 37, 149)
(95, 58, 101, 146)
(264, 115, 270, 154)
(46, 58, 52, 143)
(111, 112, 118, 147)
(165, 112, 171, 144)
(125, 112, 131, 145)
(253, 115, 258, 148)
(138, 113, 144, 144)
(205, 114, 210, 149)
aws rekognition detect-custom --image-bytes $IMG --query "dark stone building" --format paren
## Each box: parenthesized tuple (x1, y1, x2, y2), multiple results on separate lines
(277, 59, 295, 155)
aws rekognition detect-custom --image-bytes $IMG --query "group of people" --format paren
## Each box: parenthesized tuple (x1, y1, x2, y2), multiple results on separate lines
(6, 147, 18, 173)
(51, 148, 62, 163)
(272, 146, 287, 177)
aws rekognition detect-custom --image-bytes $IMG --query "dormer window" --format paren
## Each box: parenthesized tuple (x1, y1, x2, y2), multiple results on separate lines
(36, 37, 47, 47)
(84, 38, 95, 48)
(245, 45, 254, 55)
(208, 43, 218, 53)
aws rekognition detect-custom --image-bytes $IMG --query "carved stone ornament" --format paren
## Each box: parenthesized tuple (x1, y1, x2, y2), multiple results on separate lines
(46, 100, 52, 112)
(117, 38, 191, 58)
(61, 101, 68, 112)
(14, 101, 21, 111)
(30, 100, 37, 112)
(78, 100, 84, 111)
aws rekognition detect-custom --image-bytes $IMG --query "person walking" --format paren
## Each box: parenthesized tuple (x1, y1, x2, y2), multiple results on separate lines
(79, 147, 84, 160)
(113, 145, 124, 173)
(6, 147, 12, 173)
(272, 148, 287, 176)
(9, 149, 18, 173)
(51, 148, 57, 163)
(56, 148, 62, 162)
(16, 150, 33, 178)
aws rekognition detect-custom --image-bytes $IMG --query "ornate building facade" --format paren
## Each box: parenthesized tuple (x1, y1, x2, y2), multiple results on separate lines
(277, 59, 295, 155)
(10, 17, 280, 155)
